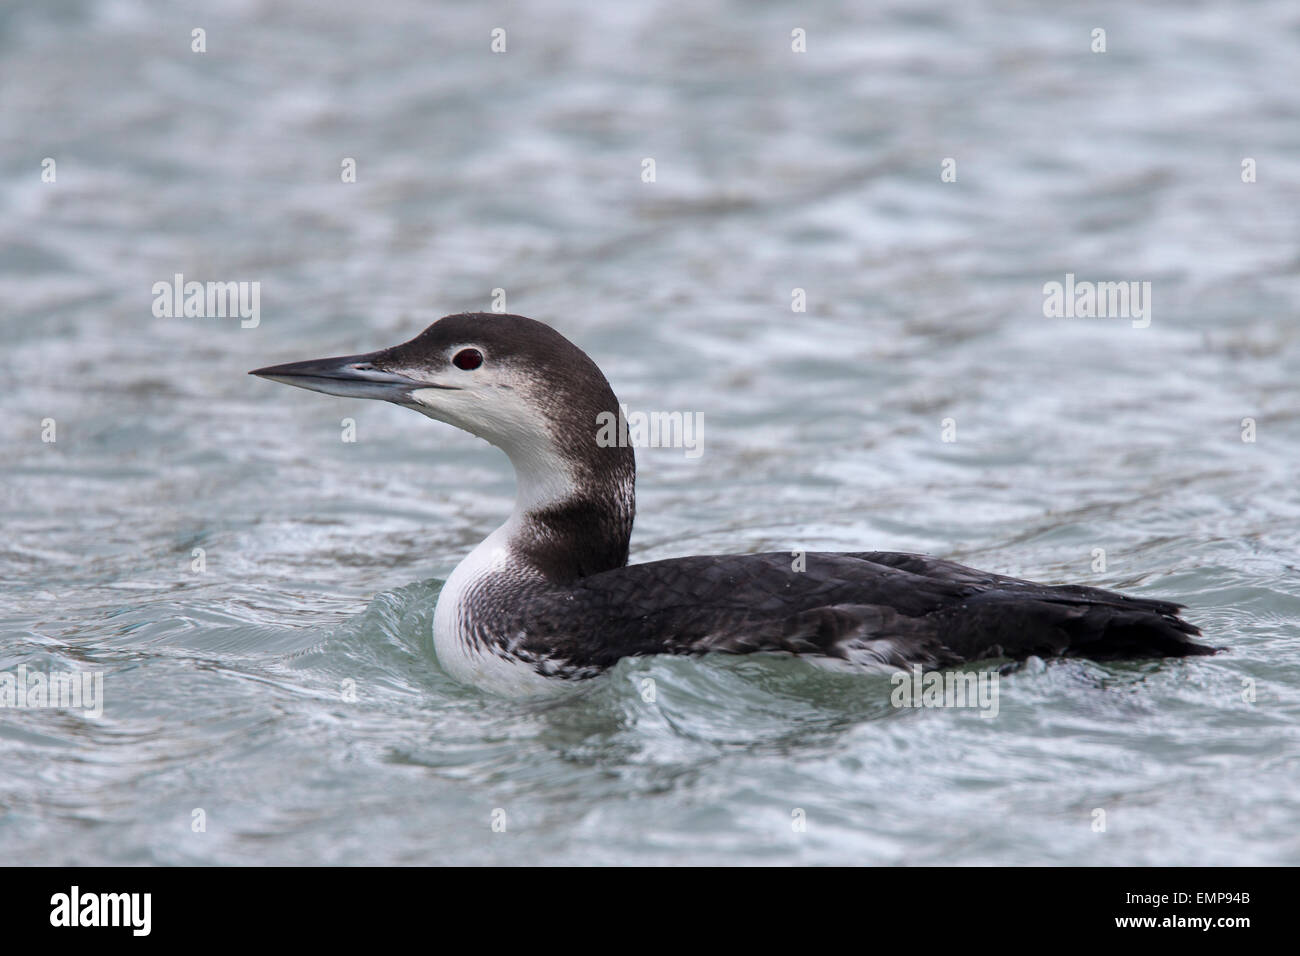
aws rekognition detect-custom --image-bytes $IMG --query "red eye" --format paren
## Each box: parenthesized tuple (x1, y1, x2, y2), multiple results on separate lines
(453, 348, 483, 370)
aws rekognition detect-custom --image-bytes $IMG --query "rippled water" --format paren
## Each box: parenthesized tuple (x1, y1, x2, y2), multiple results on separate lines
(2, 0, 1299, 865)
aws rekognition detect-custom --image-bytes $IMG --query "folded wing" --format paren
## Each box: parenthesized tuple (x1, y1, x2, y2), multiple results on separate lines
(517, 551, 1215, 671)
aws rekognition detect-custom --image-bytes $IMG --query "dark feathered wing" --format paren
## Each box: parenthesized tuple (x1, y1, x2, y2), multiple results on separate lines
(518, 551, 1216, 672)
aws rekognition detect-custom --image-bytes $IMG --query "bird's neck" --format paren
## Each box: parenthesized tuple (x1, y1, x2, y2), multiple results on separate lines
(500, 438, 636, 583)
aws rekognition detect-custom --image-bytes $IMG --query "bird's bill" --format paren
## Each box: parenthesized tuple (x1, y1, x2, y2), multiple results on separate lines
(248, 351, 424, 402)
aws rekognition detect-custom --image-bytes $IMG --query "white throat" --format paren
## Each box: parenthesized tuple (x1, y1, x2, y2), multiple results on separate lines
(429, 447, 578, 694)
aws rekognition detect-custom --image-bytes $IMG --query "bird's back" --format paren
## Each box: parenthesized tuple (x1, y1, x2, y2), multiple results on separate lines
(508, 551, 1214, 675)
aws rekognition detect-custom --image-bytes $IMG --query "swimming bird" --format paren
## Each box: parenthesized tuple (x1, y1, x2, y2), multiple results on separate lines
(250, 312, 1215, 695)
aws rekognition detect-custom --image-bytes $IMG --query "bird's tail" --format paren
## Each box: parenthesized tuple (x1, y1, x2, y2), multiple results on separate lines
(935, 588, 1219, 662)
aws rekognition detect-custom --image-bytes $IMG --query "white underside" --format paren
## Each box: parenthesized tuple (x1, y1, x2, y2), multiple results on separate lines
(804, 647, 908, 675)
(432, 521, 576, 696)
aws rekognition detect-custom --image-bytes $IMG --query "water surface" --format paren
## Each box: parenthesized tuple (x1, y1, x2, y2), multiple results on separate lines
(1, 0, 1298, 864)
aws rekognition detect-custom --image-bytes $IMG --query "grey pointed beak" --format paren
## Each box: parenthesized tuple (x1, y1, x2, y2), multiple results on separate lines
(249, 351, 429, 402)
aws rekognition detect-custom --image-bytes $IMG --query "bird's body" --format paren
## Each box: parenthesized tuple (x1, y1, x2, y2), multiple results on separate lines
(252, 312, 1215, 696)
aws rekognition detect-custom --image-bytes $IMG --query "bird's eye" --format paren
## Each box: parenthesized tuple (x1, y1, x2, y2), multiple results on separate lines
(453, 348, 483, 371)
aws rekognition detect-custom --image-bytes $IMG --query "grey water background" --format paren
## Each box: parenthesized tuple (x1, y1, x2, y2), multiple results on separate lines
(2, 0, 1298, 865)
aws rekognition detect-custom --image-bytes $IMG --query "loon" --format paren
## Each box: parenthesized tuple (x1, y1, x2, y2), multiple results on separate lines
(251, 312, 1215, 695)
